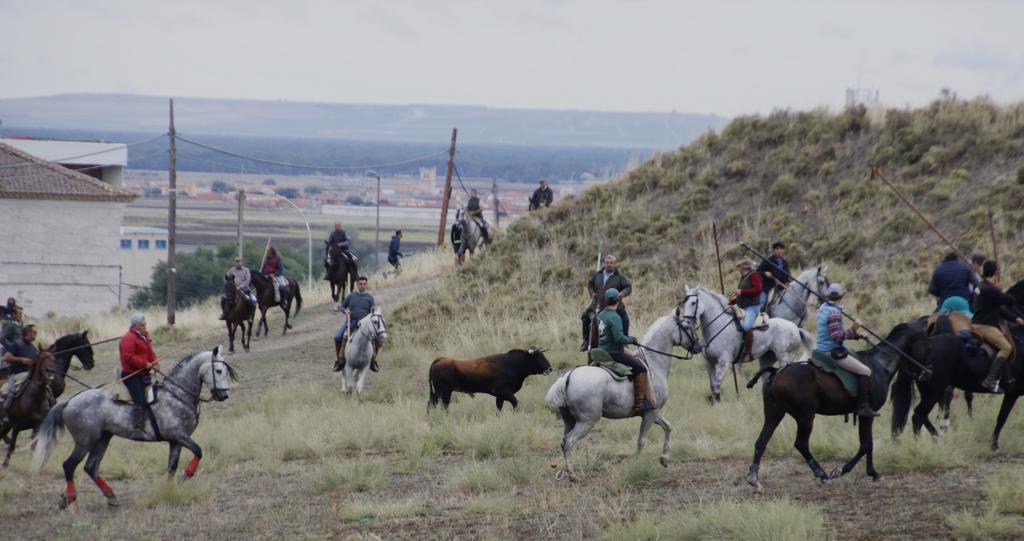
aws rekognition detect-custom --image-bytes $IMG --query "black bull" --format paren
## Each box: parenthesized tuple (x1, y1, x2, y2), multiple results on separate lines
(428, 349, 552, 411)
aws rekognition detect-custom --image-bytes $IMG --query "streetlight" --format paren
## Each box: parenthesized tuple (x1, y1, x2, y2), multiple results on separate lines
(260, 187, 312, 288)
(366, 170, 381, 269)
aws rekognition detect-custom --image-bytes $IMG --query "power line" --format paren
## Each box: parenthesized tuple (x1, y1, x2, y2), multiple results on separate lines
(0, 150, 170, 182)
(174, 133, 449, 171)
(0, 132, 168, 170)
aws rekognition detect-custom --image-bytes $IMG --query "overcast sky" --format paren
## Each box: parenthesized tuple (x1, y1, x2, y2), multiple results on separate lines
(2, 0, 1022, 117)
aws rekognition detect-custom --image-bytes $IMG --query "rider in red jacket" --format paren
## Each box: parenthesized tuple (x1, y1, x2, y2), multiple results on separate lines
(119, 314, 157, 441)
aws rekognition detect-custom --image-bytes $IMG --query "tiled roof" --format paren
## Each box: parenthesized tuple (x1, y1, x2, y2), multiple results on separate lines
(0, 141, 136, 202)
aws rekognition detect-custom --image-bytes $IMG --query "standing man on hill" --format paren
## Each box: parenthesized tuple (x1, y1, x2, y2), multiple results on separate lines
(580, 255, 632, 352)
(387, 230, 404, 274)
(756, 241, 790, 309)
(529, 179, 554, 211)
(928, 252, 977, 310)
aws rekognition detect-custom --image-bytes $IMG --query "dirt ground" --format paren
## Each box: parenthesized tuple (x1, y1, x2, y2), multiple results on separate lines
(1, 280, 1019, 540)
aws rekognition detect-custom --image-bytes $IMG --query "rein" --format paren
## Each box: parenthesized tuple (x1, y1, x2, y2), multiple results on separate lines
(636, 342, 690, 360)
(49, 335, 119, 357)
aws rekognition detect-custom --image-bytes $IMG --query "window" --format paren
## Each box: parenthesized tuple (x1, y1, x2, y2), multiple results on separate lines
(155, 240, 167, 250)
(120, 239, 132, 250)
(138, 240, 150, 249)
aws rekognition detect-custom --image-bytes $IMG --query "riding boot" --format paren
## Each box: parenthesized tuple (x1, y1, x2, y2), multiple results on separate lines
(129, 407, 148, 441)
(370, 347, 380, 373)
(632, 372, 649, 415)
(580, 316, 591, 352)
(1, 390, 14, 424)
(742, 330, 754, 361)
(333, 337, 348, 372)
(982, 358, 1006, 393)
(854, 375, 879, 417)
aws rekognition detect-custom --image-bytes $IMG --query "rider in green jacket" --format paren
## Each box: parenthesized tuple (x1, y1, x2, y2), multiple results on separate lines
(597, 288, 652, 415)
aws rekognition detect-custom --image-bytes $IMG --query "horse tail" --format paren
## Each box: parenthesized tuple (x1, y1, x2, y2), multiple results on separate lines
(545, 369, 573, 409)
(798, 328, 816, 355)
(292, 282, 303, 317)
(890, 369, 914, 437)
(32, 401, 68, 473)
(746, 366, 777, 390)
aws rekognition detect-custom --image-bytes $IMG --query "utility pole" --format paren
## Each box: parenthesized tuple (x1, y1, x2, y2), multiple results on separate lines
(236, 189, 246, 260)
(437, 127, 458, 247)
(166, 99, 178, 326)
(492, 178, 499, 231)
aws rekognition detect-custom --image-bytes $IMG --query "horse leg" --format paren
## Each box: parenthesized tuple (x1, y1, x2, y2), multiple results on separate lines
(834, 416, 874, 479)
(912, 394, 941, 439)
(939, 386, 954, 431)
(281, 302, 291, 334)
(243, 320, 252, 352)
(166, 443, 183, 477)
(652, 413, 672, 468)
(226, 321, 235, 353)
(256, 307, 268, 337)
(560, 416, 599, 481)
(178, 436, 203, 479)
(792, 414, 828, 481)
(966, 391, 975, 418)
(2, 427, 17, 468)
(356, 368, 367, 397)
(59, 443, 89, 510)
(748, 402, 785, 489)
(636, 414, 654, 455)
(705, 359, 722, 403)
(83, 433, 118, 506)
(991, 393, 1020, 451)
(341, 366, 350, 394)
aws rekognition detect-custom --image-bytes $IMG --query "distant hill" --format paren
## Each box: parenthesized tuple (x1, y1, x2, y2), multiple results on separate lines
(0, 93, 728, 150)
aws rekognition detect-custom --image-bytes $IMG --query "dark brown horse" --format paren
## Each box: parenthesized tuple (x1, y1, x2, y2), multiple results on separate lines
(223, 275, 254, 353)
(1, 351, 63, 467)
(324, 241, 358, 302)
(745, 323, 931, 489)
(251, 271, 302, 336)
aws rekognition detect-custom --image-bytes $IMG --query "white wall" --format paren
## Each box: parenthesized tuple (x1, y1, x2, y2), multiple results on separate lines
(0, 199, 125, 317)
(119, 230, 166, 300)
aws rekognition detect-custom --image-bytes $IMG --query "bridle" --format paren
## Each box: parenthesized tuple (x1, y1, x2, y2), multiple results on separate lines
(773, 267, 830, 327)
(155, 355, 236, 413)
(679, 290, 735, 353)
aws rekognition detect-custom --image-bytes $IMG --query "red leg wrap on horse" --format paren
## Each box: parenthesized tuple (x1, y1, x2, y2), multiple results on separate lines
(66, 481, 77, 501)
(184, 457, 201, 478)
(94, 478, 114, 497)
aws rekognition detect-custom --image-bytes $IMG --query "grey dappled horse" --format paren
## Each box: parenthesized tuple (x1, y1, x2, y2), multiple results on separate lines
(455, 208, 486, 265)
(681, 285, 815, 402)
(341, 309, 387, 396)
(32, 348, 235, 510)
(546, 307, 696, 479)
(766, 266, 830, 327)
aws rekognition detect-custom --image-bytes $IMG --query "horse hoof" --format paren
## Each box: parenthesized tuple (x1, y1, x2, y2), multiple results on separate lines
(58, 494, 72, 511)
(659, 456, 669, 468)
(992, 441, 1000, 452)
(107, 495, 120, 507)
(870, 474, 882, 482)
(555, 470, 565, 481)
(828, 468, 843, 480)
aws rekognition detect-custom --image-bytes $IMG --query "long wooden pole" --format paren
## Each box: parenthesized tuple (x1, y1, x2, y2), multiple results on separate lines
(872, 166, 978, 273)
(236, 189, 246, 260)
(260, 236, 272, 272)
(988, 208, 999, 266)
(712, 222, 739, 396)
(166, 99, 178, 326)
(437, 128, 458, 247)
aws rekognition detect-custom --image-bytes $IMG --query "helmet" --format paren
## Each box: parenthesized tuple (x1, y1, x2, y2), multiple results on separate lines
(604, 288, 620, 302)
(826, 283, 845, 300)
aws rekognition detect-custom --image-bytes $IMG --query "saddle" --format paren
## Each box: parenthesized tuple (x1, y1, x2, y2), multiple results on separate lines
(732, 310, 770, 331)
(109, 384, 158, 405)
(587, 349, 633, 381)
(927, 311, 974, 337)
(809, 351, 859, 398)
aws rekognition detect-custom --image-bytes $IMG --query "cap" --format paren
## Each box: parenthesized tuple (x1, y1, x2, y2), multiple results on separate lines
(826, 283, 845, 300)
(604, 288, 620, 302)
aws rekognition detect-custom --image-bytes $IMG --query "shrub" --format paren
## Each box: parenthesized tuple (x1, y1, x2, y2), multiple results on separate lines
(601, 499, 826, 541)
(313, 461, 389, 495)
(769, 173, 800, 202)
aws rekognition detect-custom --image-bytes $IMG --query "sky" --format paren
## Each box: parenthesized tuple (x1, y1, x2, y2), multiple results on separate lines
(2, 0, 1023, 117)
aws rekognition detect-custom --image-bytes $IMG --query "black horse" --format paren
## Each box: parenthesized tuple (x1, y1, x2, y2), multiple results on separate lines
(892, 323, 1024, 450)
(223, 276, 254, 353)
(324, 241, 358, 303)
(250, 271, 302, 336)
(49, 331, 96, 380)
(745, 323, 931, 488)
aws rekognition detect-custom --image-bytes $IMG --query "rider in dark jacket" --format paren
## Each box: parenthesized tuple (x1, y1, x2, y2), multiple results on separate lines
(973, 261, 1024, 391)
(929, 252, 977, 309)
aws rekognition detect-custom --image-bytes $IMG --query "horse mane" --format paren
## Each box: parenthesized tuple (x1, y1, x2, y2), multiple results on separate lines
(167, 351, 203, 379)
(697, 286, 729, 307)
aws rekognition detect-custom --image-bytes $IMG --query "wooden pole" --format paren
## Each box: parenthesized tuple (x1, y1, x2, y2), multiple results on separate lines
(492, 178, 499, 232)
(437, 128, 458, 247)
(988, 208, 999, 266)
(260, 236, 272, 272)
(166, 99, 177, 326)
(712, 222, 738, 395)
(236, 189, 246, 260)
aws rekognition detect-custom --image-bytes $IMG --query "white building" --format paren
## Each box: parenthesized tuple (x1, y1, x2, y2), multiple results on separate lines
(0, 141, 136, 317)
(0, 137, 127, 187)
(119, 226, 168, 301)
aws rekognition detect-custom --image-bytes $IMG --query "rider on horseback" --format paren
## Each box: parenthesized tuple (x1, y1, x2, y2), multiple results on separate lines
(326, 222, 355, 265)
(262, 247, 288, 302)
(580, 255, 632, 351)
(729, 260, 763, 360)
(973, 261, 1024, 392)
(466, 189, 490, 243)
(119, 314, 158, 441)
(929, 252, 978, 310)
(816, 284, 877, 417)
(756, 242, 790, 310)
(1, 324, 39, 424)
(596, 288, 652, 415)
(1, 305, 24, 350)
(333, 276, 379, 373)
(220, 257, 255, 320)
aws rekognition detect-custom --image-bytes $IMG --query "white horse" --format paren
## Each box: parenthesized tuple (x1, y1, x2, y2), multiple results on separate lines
(546, 307, 697, 479)
(454, 208, 486, 265)
(681, 285, 815, 402)
(766, 266, 830, 327)
(342, 309, 387, 396)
